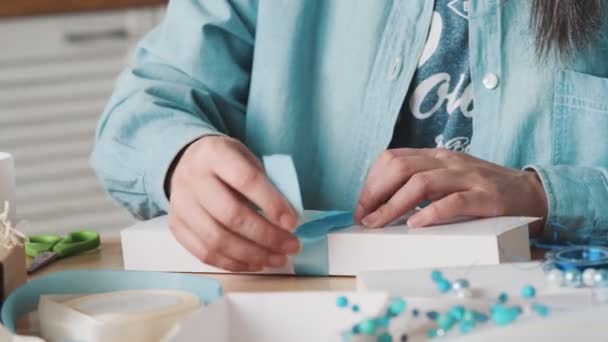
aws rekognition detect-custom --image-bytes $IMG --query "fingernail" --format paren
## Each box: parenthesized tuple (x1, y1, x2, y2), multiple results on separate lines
(268, 254, 287, 267)
(362, 212, 379, 227)
(407, 216, 422, 228)
(280, 213, 297, 231)
(282, 239, 301, 254)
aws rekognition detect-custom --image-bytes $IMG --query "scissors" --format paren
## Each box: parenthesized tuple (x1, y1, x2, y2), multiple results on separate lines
(25, 230, 100, 274)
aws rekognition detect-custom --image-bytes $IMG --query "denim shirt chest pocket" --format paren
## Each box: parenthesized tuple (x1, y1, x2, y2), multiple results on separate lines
(553, 70, 608, 165)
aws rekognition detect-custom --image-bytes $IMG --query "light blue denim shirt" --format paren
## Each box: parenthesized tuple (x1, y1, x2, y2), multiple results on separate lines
(92, 0, 608, 244)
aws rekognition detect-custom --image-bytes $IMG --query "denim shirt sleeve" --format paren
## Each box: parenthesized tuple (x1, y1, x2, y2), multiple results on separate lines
(526, 165, 608, 244)
(91, 0, 257, 219)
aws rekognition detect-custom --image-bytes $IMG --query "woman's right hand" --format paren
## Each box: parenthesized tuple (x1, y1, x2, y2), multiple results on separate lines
(168, 136, 300, 272)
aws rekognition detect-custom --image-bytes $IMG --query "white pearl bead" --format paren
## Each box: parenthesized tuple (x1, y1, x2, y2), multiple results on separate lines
(452, 278, 470, 291)
(593, 270, 608, 287)
(582, 268, 597, 287)
(456, 288, 473, 299)
(564, 269, 583, 288)
(546, 269, 564, 287)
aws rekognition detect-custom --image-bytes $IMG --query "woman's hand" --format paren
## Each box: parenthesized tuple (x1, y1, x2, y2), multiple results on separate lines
(354, 148, 548, 234)
(168, 136, 300, 272)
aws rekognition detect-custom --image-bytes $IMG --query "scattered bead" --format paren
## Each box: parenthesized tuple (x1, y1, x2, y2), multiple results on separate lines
(521, 285, 536, 299)
(593, 269, 608, 287)
(400, 334, 408, 342)
(532, 303, 549, 317)
(358, 319, 378, 336)
(352, 324, 360, 334)
(377, 316, 390, 328)
(377, 332, 392, 342)
(498, 292, 509, 303)
(431, 270, 444, 282)
(491, 306, 521, 326)
(412, 309, 420, 317)
(462, 310, 475, 322)
(456, 288, 473, 299)
(449, 305, 465, 321)
(437, 313, 455, 331)
(437, 279, 452, 293)
(564, 269, 583, 288)
(546, 269, 564, 287)
(452, 278, 470, 291)
(459, 320, 475, 334)
(388, 298, 407, 315)
(352, 304, 360, 312)
(427, 328, 438, 338)
(582, 268, 597, 287)
(336, 296, 348, 308)
(473, 311, 489, 323)
(426, 310, 439, 320)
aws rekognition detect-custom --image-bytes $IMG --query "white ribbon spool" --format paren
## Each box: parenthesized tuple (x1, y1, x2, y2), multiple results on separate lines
(38, 290, 201, 342)
(0, 152, 16, 224)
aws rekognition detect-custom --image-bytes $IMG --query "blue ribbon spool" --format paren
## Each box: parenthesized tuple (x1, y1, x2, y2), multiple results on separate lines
(545, 246, 608, 272)
(1, 270, 223, 332)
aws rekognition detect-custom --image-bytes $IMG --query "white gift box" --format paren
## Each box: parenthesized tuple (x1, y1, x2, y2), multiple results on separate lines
(122, 211, 535, 276)
(166, 292, 608, 342)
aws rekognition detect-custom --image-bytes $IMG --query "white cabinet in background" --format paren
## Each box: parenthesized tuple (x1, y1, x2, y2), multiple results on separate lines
(0, 7, 164, 235)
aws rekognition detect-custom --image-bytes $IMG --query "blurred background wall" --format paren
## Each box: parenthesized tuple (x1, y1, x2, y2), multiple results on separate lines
(0, 0, 167, 235)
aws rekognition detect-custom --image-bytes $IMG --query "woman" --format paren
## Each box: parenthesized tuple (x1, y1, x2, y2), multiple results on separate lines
(92, 1, 608, 271)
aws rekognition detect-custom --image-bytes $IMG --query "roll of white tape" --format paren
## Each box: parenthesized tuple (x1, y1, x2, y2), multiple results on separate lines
(0, 152, 16, 224)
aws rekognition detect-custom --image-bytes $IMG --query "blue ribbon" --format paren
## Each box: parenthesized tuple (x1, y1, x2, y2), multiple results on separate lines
(262, 155, 355, 276)
(1, 270, 223, 332)
(546, 246, 608, 272)
(294, 211, 354, 276)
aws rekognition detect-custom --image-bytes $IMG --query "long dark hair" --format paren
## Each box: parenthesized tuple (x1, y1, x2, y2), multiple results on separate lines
(531, 0, 605, 60)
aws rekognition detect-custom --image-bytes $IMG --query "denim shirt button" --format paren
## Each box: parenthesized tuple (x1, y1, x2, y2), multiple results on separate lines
(483, 73, 499, 90)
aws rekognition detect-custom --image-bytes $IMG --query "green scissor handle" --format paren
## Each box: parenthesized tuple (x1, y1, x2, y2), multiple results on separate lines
(25, 235, 62, 257)
(26, 231, 100, 258)
(53, 231, 100, 257)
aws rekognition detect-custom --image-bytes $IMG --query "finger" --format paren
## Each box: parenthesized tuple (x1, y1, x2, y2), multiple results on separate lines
(355, 154, 443, 221)
(183, 203, 288, 268)
(198, 176, 301, 255)
(361, 169, 468, 228)
(407, 190, 498, 228)
(169, 215, 252, 272)
(212, 147, 298, 230)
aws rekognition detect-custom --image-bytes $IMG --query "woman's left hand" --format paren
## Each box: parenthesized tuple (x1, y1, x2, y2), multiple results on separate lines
(354, 148, 548, 233)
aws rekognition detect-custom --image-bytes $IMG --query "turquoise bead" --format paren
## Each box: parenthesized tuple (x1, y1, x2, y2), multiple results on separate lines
(431, 270, 444, 282)
(498, 292, 508, 303)
(336, 296, 348, 308)
(352, 305, 360, 312)
(462, 310, 475, 322)
(532, 303, 549, 317)
(427, 328, 438, 338)
(449, 305, 465, 321)
(377, 332, 393, 342)
(491, 306, 521, 326)
(377, 316, 390, 327)
(474, 311, 489, 323)
(426, 310, 439, 320)
(437, 313, 455, 330)
(412, 309, 420, 317)
(521, 285, 536, 299)
(389, 298, 407, 315)
(459, 320, 475, 334)
(358, 319, 378, 336)
(437, 279, 451, 293)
